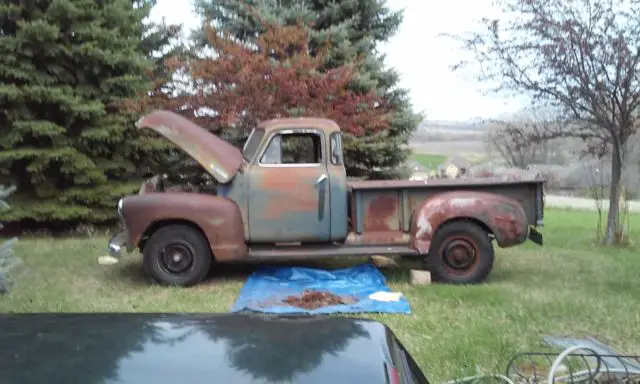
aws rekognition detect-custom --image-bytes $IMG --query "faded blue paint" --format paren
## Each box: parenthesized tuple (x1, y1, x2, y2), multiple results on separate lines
(328, 167, 348, 241)
(224, 172, 250, 240)
(222, 127, 354, 243)
(317, 177, 327, 221)
(241, 126, 334, 243)
(247, 166, 331, 243)
(327, 132, 348, 241)
(217, 184, 230, 198)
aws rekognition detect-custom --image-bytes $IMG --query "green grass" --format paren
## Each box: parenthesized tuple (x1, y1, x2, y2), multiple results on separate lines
(2, 208, 640, 382)
(409, 153, 447, 170)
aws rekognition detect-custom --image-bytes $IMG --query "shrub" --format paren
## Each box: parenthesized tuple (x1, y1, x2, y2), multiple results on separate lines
(0, 185, 20, 294)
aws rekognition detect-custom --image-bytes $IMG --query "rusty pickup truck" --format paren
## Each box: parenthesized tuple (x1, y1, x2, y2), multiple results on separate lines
(108, 110, 544, 286)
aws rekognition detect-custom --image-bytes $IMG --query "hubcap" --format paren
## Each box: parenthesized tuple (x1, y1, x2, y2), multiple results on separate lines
(442, 238, 477, 273)
(160, 243, 194, 274)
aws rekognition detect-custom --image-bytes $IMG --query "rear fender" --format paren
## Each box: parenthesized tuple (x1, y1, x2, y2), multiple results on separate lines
(409, 191, 529, 253)
(121, 193, 247, 261)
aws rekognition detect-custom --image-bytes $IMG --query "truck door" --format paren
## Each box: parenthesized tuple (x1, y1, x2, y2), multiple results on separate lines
(248, 128, 331, 243)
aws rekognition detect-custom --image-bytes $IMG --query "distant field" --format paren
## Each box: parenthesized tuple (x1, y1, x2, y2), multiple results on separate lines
(409, 139, 486, 162)
(409, 153, 447, 169)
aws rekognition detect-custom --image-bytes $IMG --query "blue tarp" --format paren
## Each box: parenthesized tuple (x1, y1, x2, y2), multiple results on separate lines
(231, 263, 411, 315)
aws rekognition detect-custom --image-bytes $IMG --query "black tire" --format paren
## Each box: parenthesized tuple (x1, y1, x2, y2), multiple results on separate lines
(426, 220, 494, 284)
(142, 224, 213, 287)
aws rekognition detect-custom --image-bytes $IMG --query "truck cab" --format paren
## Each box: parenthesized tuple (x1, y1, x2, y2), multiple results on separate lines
(109, 110, 544, 287)
(232, 118, 348, 243)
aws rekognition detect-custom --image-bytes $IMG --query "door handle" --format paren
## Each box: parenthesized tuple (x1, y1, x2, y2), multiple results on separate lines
(315, 174, 327, 185)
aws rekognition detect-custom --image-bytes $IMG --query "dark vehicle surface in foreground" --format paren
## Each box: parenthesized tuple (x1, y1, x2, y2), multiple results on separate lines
(109, 111, 544, 286)
(0, 313, 429, 384)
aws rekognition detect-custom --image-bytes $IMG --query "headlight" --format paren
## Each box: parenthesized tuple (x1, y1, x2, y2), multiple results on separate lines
(117, 198, 124, 217)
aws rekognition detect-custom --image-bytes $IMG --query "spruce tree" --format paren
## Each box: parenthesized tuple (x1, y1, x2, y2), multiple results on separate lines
(193, 0, 420, 179)
(0, 0, 175, 225)
(0, 185, 19, 294)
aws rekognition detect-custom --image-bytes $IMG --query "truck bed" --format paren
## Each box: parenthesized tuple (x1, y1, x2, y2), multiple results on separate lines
(345, 177, 545, 245)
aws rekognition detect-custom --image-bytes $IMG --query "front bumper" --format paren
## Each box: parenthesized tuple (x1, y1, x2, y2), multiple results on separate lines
(108, 230, 129, 257)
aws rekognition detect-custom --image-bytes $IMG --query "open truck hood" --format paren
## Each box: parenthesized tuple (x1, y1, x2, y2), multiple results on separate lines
(135, 110, 244, 184)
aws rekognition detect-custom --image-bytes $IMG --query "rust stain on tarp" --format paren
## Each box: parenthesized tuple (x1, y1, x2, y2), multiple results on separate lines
(410, 191, 529, 253)
(135, 110, 244, 184)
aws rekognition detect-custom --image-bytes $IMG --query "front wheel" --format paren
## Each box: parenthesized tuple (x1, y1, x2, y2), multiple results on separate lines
(142, 224, 213, 287)
(426, 221, 494, 284)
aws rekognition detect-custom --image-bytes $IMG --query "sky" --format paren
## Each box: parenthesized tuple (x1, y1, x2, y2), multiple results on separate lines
(148, 0, 529, 122)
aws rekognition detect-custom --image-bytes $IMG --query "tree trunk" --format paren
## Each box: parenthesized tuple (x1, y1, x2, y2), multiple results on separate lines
(604, 143, 623, 245)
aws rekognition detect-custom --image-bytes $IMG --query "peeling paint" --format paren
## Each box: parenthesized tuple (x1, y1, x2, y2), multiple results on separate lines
(156, 125, 173, 136)
(449, 197, 481, 209)
(409, 190, 531, 252)
(135, 110, 244, 184)
(416, 215, 432, 238)
(345, 231, 410, 245)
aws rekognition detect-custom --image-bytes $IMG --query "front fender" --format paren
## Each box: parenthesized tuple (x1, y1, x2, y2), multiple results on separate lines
(409, 191, 529, 254)
(121, 193, 247, 261)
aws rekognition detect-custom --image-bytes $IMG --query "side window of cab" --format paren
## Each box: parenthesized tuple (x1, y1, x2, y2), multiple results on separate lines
(260, 131, 323, 165)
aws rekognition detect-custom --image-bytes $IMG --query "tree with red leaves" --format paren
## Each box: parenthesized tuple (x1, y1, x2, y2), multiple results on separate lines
(451, 0, 640, 246)
(134, 19, 391, 177)
(192, 21, 389, 138)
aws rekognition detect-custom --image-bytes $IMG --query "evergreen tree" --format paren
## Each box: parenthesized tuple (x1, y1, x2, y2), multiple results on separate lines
(0, 0, 177, 225)
(0, 185, 19, 294)
(193, 0, 420, 179)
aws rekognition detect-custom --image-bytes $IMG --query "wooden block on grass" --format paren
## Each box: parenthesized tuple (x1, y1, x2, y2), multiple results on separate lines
(370, 255, 401, 269)
(410, 269, 431, 285)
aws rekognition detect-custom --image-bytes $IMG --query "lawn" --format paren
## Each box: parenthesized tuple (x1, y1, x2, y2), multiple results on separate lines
(2, 208, 640, 382)
(409, 153, 448, 170)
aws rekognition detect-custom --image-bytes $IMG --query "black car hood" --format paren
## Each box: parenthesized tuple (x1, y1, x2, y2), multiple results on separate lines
(0, 313, 428, 384)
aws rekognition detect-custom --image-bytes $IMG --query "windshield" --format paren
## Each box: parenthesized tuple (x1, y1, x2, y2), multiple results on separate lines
(242, 128, 265, 162)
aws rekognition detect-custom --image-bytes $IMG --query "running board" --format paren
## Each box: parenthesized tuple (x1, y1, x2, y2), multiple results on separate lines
(247, 244, 419, 260)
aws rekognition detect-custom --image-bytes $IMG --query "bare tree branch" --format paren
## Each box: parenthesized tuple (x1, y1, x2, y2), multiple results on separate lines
(448, 0, 640, 245)
(486, 108, 565, 168)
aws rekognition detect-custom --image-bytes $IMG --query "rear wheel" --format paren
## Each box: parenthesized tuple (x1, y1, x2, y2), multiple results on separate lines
(426, 221, 494, 284)
(143, 224, 212, 287)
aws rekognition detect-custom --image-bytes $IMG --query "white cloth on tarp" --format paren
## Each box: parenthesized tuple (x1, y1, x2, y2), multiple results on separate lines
(368, 291, 404, 302)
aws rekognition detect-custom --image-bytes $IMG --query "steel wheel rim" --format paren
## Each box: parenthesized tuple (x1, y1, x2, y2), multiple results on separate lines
(159, 242, 195, 274)
(440, 237, 479, 275)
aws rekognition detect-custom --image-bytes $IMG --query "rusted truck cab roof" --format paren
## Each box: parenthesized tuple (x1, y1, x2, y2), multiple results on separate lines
(257, 117, 342, 135)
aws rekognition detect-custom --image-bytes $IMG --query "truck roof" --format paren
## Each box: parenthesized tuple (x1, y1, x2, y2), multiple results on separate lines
(258, 117, 341, 134)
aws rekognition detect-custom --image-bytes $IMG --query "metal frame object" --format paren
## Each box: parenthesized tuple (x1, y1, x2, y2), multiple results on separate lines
(444, 337, 640, 384)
